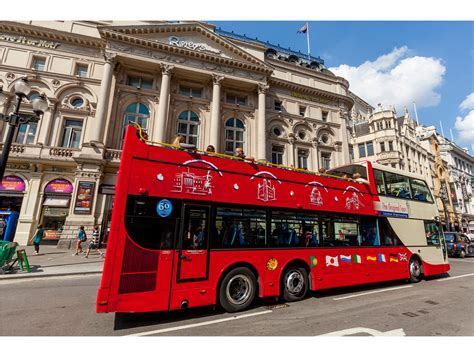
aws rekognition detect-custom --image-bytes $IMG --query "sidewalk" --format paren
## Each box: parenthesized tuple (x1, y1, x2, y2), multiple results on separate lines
(0, 245, 104, 280)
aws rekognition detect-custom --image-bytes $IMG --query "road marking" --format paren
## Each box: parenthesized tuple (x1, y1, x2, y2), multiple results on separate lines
(333, 285, 413, 300)
(125, 309, 272, 336)
(0, 273, 100, 285)
(436, 273, 474, 282)
(318, 327, 406, 336)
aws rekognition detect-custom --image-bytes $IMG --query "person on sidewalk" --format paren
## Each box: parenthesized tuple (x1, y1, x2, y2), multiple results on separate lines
(84, 225, 104, 259)
(32, 224, 44, 254)
(73, 226, 87, 256)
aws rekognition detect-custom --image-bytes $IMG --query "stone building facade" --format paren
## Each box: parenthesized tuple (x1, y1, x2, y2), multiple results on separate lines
(0, 21, 355, 246)
(437, 137, 474, 232)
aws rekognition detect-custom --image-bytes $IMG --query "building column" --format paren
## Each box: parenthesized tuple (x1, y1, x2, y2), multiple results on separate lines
(312, 141, 319, 171)
(257, 83, 269, 161)
(153, 64, 174, 142)
(15, 172, 42, 246)
(287, 136, 295, 167)
(36, 100, 58, 146)
(89, 53, 116, 144)
(209, 75, 224, 150)
(339, 108, 351, 164)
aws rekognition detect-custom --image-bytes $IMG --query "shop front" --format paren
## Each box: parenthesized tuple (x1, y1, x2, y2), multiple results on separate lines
(40, 178, 74, 243)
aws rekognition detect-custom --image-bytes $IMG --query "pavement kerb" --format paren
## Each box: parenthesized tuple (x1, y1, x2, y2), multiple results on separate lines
(0, 270, 103, 281)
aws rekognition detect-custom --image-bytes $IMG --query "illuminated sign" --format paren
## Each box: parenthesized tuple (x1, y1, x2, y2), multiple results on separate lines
(0, 175, 25, 192)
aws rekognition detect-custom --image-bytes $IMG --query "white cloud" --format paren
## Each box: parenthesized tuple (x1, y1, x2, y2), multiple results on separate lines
(459, 92, 474, 111)
(330, 47, 446, 110)
(454, 110, 474, 151)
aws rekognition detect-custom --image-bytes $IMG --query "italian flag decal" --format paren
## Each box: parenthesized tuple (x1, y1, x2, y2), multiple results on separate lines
(353, 255, 362, 264)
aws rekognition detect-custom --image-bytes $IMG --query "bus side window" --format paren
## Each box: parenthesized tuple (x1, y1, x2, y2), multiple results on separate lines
(360, 217, 379, 246)
(378, 218, 403, 246)
(214, 208, 266, 248)
(373, 169, 386, 195)
(424, 221, 440, 245)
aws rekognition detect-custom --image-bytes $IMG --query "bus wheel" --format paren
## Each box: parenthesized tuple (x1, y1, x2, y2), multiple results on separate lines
(409, 257, 422, 283)
(219, 267, 257, 313)
(281, 267, 308, 302)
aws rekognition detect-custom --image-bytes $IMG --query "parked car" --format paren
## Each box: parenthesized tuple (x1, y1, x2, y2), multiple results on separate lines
(466, 233, 474, 243)
(444, 232, 474, 258)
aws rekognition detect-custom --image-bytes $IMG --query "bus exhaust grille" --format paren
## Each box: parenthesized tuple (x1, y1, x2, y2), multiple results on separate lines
(121, 237, 159, 273)
(118, 237, 159, 294)
(119, 273, 157, 294)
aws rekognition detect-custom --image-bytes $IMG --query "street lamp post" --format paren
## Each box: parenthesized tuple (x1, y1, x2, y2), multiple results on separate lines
(0, 77, 48, 181)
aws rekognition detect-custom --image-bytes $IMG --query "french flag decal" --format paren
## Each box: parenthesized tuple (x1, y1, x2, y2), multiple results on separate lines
(378, 253, 386, 262)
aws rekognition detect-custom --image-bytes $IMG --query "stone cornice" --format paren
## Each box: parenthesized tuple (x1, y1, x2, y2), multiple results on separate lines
(267, 57, 349, 89)
(98, 23, 273, 76)
(0, 22, 104, 49)
(269, 77, 354, 109)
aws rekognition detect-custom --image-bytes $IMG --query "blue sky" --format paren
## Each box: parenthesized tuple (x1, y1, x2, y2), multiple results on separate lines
(212, 21, 474, 151)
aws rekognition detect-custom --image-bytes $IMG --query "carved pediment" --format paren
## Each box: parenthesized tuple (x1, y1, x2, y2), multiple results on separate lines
(98, 22, 273, 75)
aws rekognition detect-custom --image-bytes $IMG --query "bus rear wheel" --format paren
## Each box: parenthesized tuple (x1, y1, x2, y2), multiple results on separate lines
(281, 267, 308, 302)
(409, 257, 422, 283)
(219, 267, 257, 313)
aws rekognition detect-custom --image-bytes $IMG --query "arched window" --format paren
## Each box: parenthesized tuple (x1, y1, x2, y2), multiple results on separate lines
(122, 103, 149, 146)
(225, 118, 245, 154)
(177, 111, 199, 145)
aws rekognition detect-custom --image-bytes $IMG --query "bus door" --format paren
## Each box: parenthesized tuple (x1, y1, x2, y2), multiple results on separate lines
(178, 205, 210, 281)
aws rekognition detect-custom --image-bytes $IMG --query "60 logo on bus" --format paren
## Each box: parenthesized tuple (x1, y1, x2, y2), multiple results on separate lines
(156, 199, 173, 217)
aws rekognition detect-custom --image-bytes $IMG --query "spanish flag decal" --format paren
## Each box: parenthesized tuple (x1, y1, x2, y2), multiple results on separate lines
(366, 256, 377, 261)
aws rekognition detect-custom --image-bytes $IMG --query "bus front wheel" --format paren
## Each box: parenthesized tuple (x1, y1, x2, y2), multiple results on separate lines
(219, 267, 257, 313)
(281, 266, 308, 302)
(409, 257, 422, 283)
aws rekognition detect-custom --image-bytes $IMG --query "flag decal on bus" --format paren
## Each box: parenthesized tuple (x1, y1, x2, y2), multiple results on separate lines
(353, 255, 362, 264)
(326, 255, 339, 267)
(310, 256, 318, 268)
(399, 253, 408, 261)
(378, 254, 386, 262)
(340, 255, 352, 263)
(389, 257, 399, 263)
(366, 256, 377, 261)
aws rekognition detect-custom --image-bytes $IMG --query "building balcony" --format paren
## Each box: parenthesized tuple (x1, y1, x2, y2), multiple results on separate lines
(0, 142, 122, 166)
(376, 150, 401, 163)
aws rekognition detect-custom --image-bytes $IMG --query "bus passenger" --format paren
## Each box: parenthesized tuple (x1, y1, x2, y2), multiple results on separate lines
(206, 145, 216, 153)
(172, 134, 184, 146)
(353, 172, 369, 185)
(234, 147, 255, 163)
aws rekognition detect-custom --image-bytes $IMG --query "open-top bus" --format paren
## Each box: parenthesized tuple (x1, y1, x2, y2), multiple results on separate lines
(96, 124, 449, 313)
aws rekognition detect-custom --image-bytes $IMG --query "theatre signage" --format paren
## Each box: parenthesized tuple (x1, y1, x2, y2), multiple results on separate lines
(0, 33, 60, 49)
(168, 36, 220, 54)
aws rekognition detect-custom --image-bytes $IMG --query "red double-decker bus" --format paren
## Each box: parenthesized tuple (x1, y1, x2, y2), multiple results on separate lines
(96, 124, 449, 313)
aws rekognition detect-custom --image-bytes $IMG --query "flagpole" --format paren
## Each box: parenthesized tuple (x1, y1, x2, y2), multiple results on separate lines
(306, 22, 311, 61)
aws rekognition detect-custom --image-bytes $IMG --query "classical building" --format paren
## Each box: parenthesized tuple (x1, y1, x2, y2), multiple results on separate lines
(417, 126, 458, 232)
(0, 21, 355, 247)
(349, 104, 435, 189)
(437, 136, 474, 232)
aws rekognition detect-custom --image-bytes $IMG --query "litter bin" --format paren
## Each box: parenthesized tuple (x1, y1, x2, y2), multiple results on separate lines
(1, 210, 20, 242)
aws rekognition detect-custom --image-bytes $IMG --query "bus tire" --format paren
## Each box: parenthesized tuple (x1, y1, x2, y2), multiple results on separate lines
(281, 266, 308, 302)
(219, 267, 257, 313)
(409, 256, 422, 283)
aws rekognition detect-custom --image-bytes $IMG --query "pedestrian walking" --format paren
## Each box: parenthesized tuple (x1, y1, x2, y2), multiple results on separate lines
(73, 226, 87, 256)
(32, 224, 44, 254)
(84, 225, 104, 258)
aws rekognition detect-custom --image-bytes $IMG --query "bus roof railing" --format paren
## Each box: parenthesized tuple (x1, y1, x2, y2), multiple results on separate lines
(128, 122, 362, 184)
